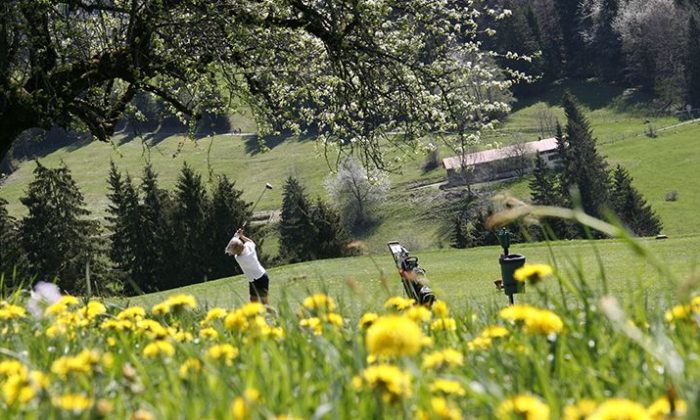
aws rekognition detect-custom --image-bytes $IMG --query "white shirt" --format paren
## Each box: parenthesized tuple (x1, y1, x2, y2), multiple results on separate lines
(234, 241, 266, 282)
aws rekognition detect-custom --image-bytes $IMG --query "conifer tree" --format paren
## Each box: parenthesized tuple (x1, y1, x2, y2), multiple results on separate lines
(610, 165, 662, 237)
(278, 176, 314, 263)
(138, 163, 173, 292)
(309, 197, 349, 259)
(106, 161, 129, 271)
(559, 93, 611, 226)
(0, 197, 28, 291)
(206, 175, 253, 280)
(20, 161, 94, 292)
(530, 153, 558, 206)
(172, 163, 210, 286)
(687, 16, 700, 108)
(450, 216, 469, 249)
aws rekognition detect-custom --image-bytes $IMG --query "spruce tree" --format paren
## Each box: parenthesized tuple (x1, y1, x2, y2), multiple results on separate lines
(309, 197, 349, 259)
(138, 163, 173, 292)
(278, 176, 314, 263)
(592, 0, 623, 81)
(530, 153, 558, 206)
(206, 175, 253, 280)
(172, 163, 210, 286)
(0, 197, 28, 291)
(610, 165, 662, 236)
(106, 161, 129, 271)
(20, 161, 94, 292)
(687, 16, 700, 108)
(450, 216, 468, 249)
(560, 93, 611, 226)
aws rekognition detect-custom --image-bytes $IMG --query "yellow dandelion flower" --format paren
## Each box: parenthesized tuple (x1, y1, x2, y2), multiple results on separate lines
(467, 336, 493, 351)
(231, 388, 259, 420)
(324, 313, 344, 328)
(0, 302, 27, 320)
(500, 304, 538, 322)
(136, 319, 169, 339)
(384, 296, 415, 311)
(647, 396, 687, 419)
(588, 398, 650, 420)
(143, 340, 175, 358)
(151, 302, 170, 315)
(2, 374, 36, 406)
(664, 304, 691, 323)
(0, 360, 28, 378)
(691, 295, 700, 313)
(225, 311, 248, 331)
(178, 358, 202, 379)
(430, 379, 465, 396)
(107, 337, 117, 347)
(355, 364, 412, 404)
(52, 393, 93, 413)
(431, 396, 462, 420)
(563, 399, 597, 420)
(497, 394, 550, 420)
(44, 295, 80, 316)
(430, 318, 457, 332)
(524, 310, 563, 335)
(168, 328, 193, 342)
(240, 302, 266, 317)
(481, 325, 509, 338)
(51, 349, 102, 379)
(29, 371, 49, 390)
(422, 349, 464, 370)
(117, 306, 146, 321)
(167, 294, 197, 310)
(199, 327, 219, 340)
(274, 415, 303, 420)
(303, 294, 337, 312)
(202, 307, 228, 325)
(432, 300, 450, 318)
(514, 264, 553, 285)
(366, 315, 425, 357)
(79, 301, 106, 320)
(299, 317, 323, 335)
(405, 306, 432, 323)
(206, 344, 239, 366)
(358, 312, 379, 329)
(100, 319, 133, 332)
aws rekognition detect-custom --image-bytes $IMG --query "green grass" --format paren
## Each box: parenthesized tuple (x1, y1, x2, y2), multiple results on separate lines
(128, 234, 700, 316)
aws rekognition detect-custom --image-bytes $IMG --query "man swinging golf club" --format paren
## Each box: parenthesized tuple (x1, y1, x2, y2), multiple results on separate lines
(224, 183, 273, 304)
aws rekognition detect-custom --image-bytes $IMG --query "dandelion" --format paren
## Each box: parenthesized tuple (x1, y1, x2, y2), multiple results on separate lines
(366, 316, 425, 357)
(563, 399, 597, 420)
(664, 304, 690, 323)
(52, 393, 93, 413)
(0, 360, 27, 378)
(179, 358, 202, 380)
(514, 264, 553, 285)
(299, 317, 323, 335)
(432, 300, 450, 318)
(430, 379, 465, 396)
(2, 374, 36, 406)
(239, 302, 266, 317)
(0, 302, 27, 320)
(142, 340, 175, 358)
(481, 325, 509, 338)
(51, 349, 102, 379)
(467, 336, 493, 351)
(497, 395, 550, 420)
(206, 344, 239, 366)
(405, 306, 432, 323)
(422, 349, 464, 370)
(303, 293, 337, 312)
(202, 307, 228, 325)
(117, 306, 146, 321)
(524, 310, 563, 335)
(588, 398, 649, 420)
(199, 327, 219, 340)
(430, 396, 462, 420)
(151, 294, 197, 315)
(647, 396, 687, 419)
(79, 300, 106, 320)
(231, 388, 260, 420)
(100, 319, 133, 332)
(44, 295, 80, 316)
(358, 312, 379, 329)
(136, 319, 169, 339)
(352, 364, 412, 404)
(384, 296, 415, 311)
(430, 317, 457, 332)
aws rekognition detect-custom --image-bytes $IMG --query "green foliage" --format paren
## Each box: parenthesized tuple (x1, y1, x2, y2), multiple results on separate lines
(0, 197, 28, 291)
(687, 16, 700, 107)
(309, 197, 349, 260)
(19, 161, 99, 292)
(610, 165, 663, 237)
(278, 177, 315, 263)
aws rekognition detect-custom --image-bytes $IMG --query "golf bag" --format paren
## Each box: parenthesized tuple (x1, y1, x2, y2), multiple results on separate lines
(387, 241, 436, 307)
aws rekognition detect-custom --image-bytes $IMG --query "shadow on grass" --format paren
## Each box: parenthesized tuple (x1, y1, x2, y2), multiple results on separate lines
(512, 78, 628, 112)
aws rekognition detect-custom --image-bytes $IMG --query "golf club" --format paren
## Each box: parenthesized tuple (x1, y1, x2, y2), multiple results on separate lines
(241, 183, 273, 231)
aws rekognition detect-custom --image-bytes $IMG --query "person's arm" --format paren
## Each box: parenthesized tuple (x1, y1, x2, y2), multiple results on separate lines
(235, 228, 254, 244)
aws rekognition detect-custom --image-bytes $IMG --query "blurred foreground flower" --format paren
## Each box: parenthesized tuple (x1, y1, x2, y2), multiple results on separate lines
(514, 264, 553, 285)
(500, 305, 563, 335)
(352, 364, 412, 404)
(52, 393, 93, 414)
(422, 349, 464, 370)
(26, 281, 62, 319)
(496, 394, 550, 420)
(366, 316, 426, 357)
(587, 398, 649, 420)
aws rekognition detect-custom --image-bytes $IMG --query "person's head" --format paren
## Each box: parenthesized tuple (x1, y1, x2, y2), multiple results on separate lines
(224, 238, 245, 256)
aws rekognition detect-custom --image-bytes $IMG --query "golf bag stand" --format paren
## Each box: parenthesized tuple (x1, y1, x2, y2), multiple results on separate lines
(387, 241, 436, 307)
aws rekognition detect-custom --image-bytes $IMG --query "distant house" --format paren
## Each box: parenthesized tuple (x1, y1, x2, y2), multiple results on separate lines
(442, 137, 559, 186)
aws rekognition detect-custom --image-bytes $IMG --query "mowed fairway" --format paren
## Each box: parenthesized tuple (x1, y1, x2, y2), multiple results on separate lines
(129, 234, 700, 315)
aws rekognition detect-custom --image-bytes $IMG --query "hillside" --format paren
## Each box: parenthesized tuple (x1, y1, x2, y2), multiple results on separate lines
(1, 80, 699, 255)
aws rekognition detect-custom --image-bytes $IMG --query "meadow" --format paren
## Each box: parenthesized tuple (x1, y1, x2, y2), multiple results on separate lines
(1, 227, 698, 419)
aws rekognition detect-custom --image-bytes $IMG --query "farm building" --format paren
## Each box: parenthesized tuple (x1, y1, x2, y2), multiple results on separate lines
(442, 137, 560, 186)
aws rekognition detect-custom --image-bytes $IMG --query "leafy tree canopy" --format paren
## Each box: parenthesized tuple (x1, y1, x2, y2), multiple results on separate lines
(0, 0, 518, 170)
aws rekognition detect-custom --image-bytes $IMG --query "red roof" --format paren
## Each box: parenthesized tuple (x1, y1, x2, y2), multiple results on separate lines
(442, 137, 558, 170)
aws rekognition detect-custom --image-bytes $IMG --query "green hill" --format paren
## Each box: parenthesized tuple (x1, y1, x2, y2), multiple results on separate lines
(1, 80, 699, 255)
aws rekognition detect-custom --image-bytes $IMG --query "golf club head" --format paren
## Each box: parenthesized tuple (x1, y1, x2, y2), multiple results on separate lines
(265, 183, 273, 190)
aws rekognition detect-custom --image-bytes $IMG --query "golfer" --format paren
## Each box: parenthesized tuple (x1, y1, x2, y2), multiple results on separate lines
(225, 228, 270, 304)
